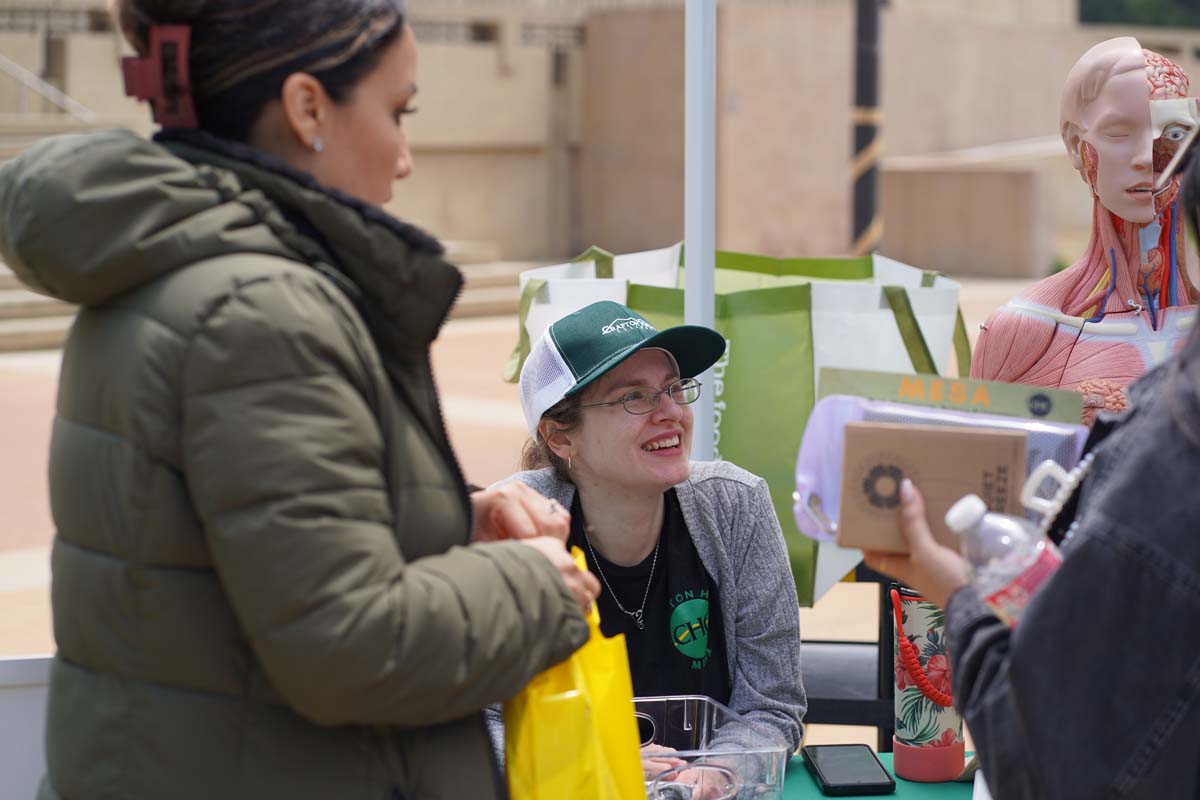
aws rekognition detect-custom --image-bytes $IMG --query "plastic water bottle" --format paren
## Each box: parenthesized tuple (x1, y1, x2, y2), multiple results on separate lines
(944, 495, 1062, 628)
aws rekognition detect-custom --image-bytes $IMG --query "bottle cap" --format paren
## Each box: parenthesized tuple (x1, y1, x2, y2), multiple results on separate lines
(944, 494, 987, 535)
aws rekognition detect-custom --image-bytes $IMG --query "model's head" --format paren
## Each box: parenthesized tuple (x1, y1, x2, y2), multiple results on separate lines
(114, 0, 415, 205)
(1060, 37, 1196, 223)
(518, 301, 725, 492)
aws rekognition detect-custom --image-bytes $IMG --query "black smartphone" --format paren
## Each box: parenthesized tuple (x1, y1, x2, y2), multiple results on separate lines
(801, 744, 896, 796)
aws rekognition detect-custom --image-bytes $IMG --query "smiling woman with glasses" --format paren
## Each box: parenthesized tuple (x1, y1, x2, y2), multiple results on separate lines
(487, 299, 806, 770)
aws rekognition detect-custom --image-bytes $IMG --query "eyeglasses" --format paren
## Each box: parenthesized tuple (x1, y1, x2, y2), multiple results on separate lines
(579, 378, 702, 415)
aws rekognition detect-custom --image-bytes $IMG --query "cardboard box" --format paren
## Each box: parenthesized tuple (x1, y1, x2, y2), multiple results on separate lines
(836, 422, 1026, 553)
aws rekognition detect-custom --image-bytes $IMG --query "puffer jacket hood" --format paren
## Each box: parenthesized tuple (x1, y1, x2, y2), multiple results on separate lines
(0, 129, 450, 338)
(0, 129, 294, 306)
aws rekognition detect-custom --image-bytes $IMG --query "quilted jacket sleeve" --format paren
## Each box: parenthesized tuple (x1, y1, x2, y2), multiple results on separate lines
(181, 270, 588, 727)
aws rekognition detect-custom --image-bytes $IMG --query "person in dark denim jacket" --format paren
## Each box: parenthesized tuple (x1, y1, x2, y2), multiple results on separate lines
(863, 153, 1200, 799)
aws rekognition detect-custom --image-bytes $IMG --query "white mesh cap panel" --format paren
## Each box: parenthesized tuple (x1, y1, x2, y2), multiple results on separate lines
(520, 329, 578, 436)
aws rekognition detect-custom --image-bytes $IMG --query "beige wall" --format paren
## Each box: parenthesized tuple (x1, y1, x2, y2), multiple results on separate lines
(63, 32, 141, 119)
(1, 4, 584, 259)
(2, 0, 1199, 273)
(882, 164, 1053, 278)
(881, 13, 1068, 157)
(882, 16, 1200, 158)
(0, 31, 48, 114)
(580, 1, 859, 258)
(579, 0, 1088, 260)
(579, 8, 685, 254)
(410, 39, 553, 147)
(388, 149, 557, 259)
(0, 31, 41, 72)
(581, 3, 1200, 270)
(717, 1, 854, 256)
(0, 27, 141, 120)
(389, 20, 581, 258)
(897, 0, 1077, 30)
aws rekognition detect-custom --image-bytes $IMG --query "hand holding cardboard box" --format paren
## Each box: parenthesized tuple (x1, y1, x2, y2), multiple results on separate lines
(835, 423, 1027, 553)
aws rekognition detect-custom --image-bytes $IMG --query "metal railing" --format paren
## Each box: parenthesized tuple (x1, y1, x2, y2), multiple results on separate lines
(0, 52, 95, 122)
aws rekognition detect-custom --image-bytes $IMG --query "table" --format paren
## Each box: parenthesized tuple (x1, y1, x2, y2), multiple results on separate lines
(784, 753, 976, 799)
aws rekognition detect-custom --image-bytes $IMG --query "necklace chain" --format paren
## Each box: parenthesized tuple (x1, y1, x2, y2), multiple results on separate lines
(581, 525, 660, 630)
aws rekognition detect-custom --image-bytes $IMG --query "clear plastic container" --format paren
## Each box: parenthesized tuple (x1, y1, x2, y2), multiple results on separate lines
(634, 695, 789, 800)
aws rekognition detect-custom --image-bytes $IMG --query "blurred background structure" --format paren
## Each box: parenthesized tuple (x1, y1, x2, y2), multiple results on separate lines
(1, 1, 1199, 326)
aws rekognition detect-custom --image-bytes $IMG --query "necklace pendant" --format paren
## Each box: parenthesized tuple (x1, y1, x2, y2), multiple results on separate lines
(633, 610, 644, 630)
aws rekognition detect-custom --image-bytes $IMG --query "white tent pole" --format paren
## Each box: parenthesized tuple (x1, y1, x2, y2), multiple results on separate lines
(685, 0, 717, 461)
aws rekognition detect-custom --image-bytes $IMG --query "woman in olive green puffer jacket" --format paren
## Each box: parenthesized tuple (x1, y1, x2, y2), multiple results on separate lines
(0, 2, 598, 798)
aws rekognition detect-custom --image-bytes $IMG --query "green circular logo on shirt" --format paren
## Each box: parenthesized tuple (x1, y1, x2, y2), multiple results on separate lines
(670, 598, 711, 660)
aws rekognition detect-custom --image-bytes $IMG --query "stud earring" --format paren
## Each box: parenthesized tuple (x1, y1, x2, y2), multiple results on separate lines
(312, 137, 325, 153)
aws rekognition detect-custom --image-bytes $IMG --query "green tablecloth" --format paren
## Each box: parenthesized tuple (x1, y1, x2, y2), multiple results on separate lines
(784, 753, 975, 799)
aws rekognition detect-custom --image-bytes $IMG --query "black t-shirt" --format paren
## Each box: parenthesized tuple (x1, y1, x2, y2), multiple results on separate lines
(568, 489, 731, 704)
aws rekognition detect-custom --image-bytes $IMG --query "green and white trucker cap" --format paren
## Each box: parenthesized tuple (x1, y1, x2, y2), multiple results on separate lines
(519, 300, 727, 436)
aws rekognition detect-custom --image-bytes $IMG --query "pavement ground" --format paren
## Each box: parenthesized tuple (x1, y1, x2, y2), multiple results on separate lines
(0, 277, 1024, 747)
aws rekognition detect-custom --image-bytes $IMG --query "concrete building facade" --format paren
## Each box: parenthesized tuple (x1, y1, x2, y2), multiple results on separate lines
(580, 0, 1200, 274)
(0, 0, 1198, 275)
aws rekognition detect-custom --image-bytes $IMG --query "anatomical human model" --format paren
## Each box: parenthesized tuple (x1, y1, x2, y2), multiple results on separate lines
(972, 38, 1199, 423)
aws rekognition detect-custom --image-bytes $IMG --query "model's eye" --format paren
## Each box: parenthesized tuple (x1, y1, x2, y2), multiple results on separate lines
(1163, 123, 1191, 143)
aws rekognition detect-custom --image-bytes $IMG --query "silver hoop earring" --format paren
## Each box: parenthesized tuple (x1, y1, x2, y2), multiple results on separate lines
(312, 137, 325, 153)
(568, 456, 572, 471)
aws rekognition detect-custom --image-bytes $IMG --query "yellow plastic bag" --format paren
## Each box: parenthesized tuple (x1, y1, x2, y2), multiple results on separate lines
(504, 548, 645, 800)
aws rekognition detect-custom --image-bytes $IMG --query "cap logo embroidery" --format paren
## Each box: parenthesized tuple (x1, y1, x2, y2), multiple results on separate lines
(601, 317, 655, 336)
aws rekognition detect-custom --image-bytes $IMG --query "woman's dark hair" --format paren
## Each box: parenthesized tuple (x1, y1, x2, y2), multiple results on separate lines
(1170, 152, 1200, 446)
(521, 394, 584, 483)
(115, 0, 405, 141)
